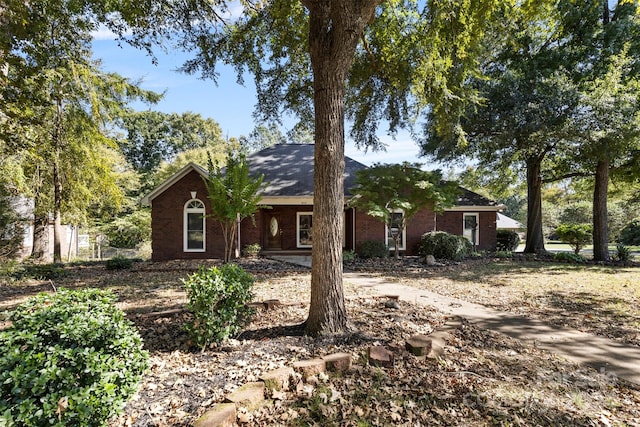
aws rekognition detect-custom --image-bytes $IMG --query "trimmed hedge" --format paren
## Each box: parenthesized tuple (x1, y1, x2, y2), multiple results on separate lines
(496, 230, 520, 252)
(357, 240, 389, 259)
(620, 220, 640, 246)
(0, 288, 148, 426)
(418, 231, 472, 260)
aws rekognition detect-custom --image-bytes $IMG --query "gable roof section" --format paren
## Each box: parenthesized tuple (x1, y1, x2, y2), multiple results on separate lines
(141, 162, 208, 205)
(246, 144, 368, 197)
(444, 187, 504, 211)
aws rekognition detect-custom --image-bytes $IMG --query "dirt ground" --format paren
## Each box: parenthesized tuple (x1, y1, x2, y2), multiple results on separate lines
(1, 257, 640, 426)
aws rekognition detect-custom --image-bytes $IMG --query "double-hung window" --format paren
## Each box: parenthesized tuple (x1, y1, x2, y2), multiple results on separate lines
(297, 212, 313, 248)
(385, 210, 406, 251)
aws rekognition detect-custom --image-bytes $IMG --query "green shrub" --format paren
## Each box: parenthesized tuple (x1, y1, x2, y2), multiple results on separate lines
(418, 231, 471, 260)
(496, 230, 520, 252)
(342, 250, 356, 263)
(10, 262, 66, 280)
(0, 288, 148, 426)
(102, 210, 151, 249)
(105, 256, 134, 270)
(242, 243, 261, 258)
(553, 252, 587, 263)
(183, 264, 255, 351)
(493, 250, 513, 258)
(619, 220, 640, 246)
(357, 240, 389, 259)
(615, 244, 632, 262)
(555, 223, 593, 255)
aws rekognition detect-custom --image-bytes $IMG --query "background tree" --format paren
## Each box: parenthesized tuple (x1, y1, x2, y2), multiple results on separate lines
(204, 151, 266, 263)
(2, 0, 160, 262)
(239, 122, 286, 153)
(350, 163, 458, 259)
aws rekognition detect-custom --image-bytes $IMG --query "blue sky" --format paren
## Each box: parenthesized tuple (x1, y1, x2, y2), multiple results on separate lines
(91, 36, 424, 167)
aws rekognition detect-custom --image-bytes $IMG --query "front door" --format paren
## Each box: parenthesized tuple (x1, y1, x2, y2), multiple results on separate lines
(264, 214, 282, 250)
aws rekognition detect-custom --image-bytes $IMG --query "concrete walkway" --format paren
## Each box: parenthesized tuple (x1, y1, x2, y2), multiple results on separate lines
(267, 257, 640, 385)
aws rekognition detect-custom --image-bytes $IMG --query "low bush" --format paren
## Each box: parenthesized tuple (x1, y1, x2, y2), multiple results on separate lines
(0, 288, 148, 426)
(496, 230, 520, 252)
(357, 240, 389, 259)
(342, 249, 356, 263)
(105, 256, 134, 270)
(183, 264, 255, 351)
(493, 250, 513, 258)
(619, 220, 640, 246)
(615, 244, 632, 262)
(10, 262, 66, 280)
(418, 231, 472, 260)
(555, 223, 593, 255)
(242, 243, 261, 258)
(553, 252, 587, 263)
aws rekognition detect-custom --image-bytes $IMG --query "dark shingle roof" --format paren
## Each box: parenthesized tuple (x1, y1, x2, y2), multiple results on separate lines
(455, 187, 500, 207)
(246, 144, 368, 197)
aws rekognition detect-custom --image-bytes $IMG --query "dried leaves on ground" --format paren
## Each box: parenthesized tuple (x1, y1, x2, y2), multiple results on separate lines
(1, 257, 639, 426)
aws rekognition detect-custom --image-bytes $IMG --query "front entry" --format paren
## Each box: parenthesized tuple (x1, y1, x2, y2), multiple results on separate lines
(264, 214, 282, 250)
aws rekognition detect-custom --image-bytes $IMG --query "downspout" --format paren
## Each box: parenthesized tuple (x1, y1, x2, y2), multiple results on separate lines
(352, 207, 356, 251)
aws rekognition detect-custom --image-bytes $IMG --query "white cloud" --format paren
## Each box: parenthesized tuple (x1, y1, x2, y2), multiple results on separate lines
(91, 26, 119, 41)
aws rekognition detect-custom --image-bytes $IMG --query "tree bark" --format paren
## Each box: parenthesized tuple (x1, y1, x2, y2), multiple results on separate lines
(52, 97, 63, 263)
(304, 0, 379, 336)
(592, 158, 610, 261)
(523, 156, 547, 254)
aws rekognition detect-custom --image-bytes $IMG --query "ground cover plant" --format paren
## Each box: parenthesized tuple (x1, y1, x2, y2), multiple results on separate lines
(0, 257, 639, 426)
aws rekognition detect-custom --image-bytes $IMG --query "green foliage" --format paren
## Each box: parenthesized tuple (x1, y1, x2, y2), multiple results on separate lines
(105, 256, 134, 270)
(0, 189, 25, 261)
(493, 251, 513, 258)
(615, 244, 632, 262)
(102, 210, 151, 249)
(10, 263, 67, 281)
(342, 250, 356, 263)
(559, 202, 592, 225)
(620, 220, 640, 246)
(183, 264, 255, 350)
(552, 252, 587, 264)
(242, 243, 261, 258)
(496, 230, 521, 252)
(356, 241, 389, 259)
(555, 223, 593, 255)
(205, 151, 266, 263)
(418, 231, 472, 261)
(350, 163, 459, 259)
(0, 288, 148, 426)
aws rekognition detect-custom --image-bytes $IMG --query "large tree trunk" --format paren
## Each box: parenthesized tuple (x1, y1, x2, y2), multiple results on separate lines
(52, 97, 63, 263)
(31, 212, 49, 261)
(592, 158, 610, 261)
(304, 0, 379, 336)
(524, 156, 546, 254)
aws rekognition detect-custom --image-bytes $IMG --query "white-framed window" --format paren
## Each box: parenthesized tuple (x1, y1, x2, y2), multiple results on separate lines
(184, 199, 206, 252)
(385, 210, 406, 251)
(463, 213, 479, 247)
(297, 212, 313, 248)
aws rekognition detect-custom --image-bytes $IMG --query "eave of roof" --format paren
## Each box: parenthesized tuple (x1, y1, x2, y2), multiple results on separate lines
(140, 162, 208, 206)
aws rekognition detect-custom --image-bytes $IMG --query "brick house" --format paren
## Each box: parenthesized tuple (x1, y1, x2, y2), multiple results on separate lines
(142, 144, 503, 261)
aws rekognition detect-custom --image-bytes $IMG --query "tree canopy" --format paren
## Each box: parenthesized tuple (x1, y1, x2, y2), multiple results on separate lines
(350, 163, 458, 259)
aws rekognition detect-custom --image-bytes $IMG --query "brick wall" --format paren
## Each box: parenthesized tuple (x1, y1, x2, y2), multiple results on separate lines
(151, 170, 226, 261)
(436, 210, 497, 251)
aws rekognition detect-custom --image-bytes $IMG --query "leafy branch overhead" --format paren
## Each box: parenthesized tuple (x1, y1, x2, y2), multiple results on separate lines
(204, 151, 267, 263)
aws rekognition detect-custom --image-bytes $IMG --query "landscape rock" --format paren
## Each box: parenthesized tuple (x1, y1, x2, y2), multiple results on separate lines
(224, 382, 265, 407)
(368, 346, 395, 368)
(193, 403, 236, 427)
(292, 359, 326, 379)
(322, 352, 352, 372)
(260, 366, 294, 391)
